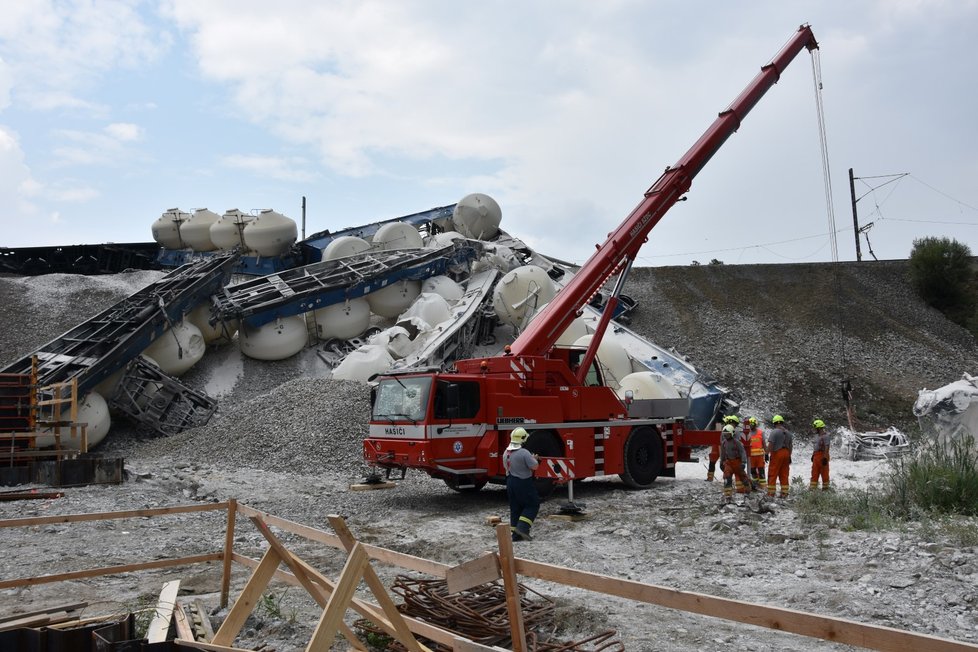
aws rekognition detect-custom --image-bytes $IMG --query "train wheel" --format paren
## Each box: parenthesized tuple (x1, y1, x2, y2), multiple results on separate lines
(620, 426, 664, 489)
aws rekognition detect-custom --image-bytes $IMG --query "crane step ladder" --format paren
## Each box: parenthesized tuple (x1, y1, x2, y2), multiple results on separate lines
(211, 241, 484, 328)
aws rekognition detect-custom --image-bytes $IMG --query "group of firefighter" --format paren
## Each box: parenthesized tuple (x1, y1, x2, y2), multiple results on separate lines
(707, 414, 832, 503)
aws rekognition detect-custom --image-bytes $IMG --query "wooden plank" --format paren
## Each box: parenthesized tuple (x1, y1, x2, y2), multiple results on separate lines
(495, 523, 527, 652)
(0, 553, 222, 590)
(306, 543, 370, 652)
(220, 498, 237, 608)
(146, 580, 180, 643)
(0, 501, 230, 529)
(173, 600, 195, 642)
(211, 547, 282, 646)
(0, 491, 65, 501)
(237, 503, 449, 577)
(173, 640, 256, 651)
(231, 551, 506, 651)
(348, 481, 397, 491)
(0, 601, 86, 624)
(246, 514, 365, 650)
(193, 599, 216, 642)
(514, 558, 978, 652)
(328, 515, 431, 652)
(445, 553, 500, 594)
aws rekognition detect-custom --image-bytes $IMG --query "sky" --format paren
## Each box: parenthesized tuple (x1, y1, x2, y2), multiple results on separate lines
(1, 1, 977, 267)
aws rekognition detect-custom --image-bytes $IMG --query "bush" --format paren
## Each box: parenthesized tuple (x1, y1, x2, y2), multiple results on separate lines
(886, 437, 978, 517)
(908, 237, 975, 325)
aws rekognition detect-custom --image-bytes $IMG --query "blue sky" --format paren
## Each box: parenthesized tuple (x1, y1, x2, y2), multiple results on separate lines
(1, 1, 976, 266)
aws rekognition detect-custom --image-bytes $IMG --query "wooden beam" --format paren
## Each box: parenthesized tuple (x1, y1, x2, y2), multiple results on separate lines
(221, 498, 237, 608)
(446, 553, 501, 594)
(236, 504, 449, 578)
(146, 580, 181, 643)
(0, 553, 222, 590)
(495, 524, 527, 652)
(247, 514, 366, 650)
(212, 547, 282, 646)
(173, 640, 256, 651)
(306, 542, 370, 652)
(0, 602, 86, 624)
(193, 599, 217, 642)
(0, 501, 230, 529)
(327, 515, 431, 652)
(514, 558, 978, 652)
(231, 551, 512, 651)
(174, 600, 195, 642)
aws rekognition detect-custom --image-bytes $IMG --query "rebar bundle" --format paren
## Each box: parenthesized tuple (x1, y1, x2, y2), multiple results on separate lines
(354, 575, 622, 651)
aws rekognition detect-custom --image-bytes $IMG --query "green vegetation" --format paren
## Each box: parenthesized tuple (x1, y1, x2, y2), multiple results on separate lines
(908, 236, 977, 332)
(796, 437, 978, 542)
(256, 590, 296, 623)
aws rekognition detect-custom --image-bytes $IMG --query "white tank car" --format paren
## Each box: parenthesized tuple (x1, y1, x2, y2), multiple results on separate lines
(492, 265, 556, 328)
(426, 231, 466, 249)
(210, 209, 254, 251)
(452, 193, 501, 240)
(421, 275, 464, 304)
(372, 222, 424, 250)
(187, 302, 238, 344)
(151, 208, 190, 250)
(322, 235, 370, 261)
(530, 302, 591, 345)
(243, 209, 298, 256)
(397, 293, 452, 332)
(366, 280, 421, 319)
(34, 391, 111, 450)
(143, 320, 206, 376)
(239, 315, 307, 360)
(314, 298, 371, 341)
(180, 208, 221, 252)
(332, 344, 394, 382)
(617, 371, 683, 401)
(572, 334, 632, 389)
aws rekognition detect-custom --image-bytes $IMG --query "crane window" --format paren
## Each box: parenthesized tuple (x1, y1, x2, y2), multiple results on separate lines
(434, 380, 480, 419)
(372, 377, 432, 422)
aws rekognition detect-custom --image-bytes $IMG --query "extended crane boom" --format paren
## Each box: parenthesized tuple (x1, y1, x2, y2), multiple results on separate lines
(510, 25, 819, 367)
(364, 25, 820, 496)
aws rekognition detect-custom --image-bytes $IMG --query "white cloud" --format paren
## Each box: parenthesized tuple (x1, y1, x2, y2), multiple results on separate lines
(52, 123, 146, 166)
(0, 125, 41, 234)
(0, 0, 167, 111)
(105, 122, 143, 142)
(221, 153, 318, 183)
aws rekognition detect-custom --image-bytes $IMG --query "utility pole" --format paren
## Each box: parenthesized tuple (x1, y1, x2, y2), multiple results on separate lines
(848, 168, 861, 262)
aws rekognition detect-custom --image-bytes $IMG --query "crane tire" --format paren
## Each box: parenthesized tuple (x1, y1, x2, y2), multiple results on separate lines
(620, 426, 664, 489)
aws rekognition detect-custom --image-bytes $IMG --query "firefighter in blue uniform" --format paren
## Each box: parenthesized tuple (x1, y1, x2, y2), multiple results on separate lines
(502, 427, 540, 541)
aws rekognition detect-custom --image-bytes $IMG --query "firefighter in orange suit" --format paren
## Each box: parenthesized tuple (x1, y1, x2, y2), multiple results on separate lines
(746, 417, 767, 485)
(810, 419, 831, 490)
(765, 415, 793, 498)
(719, 425, 753, 504)
(707, 415, 740, 481)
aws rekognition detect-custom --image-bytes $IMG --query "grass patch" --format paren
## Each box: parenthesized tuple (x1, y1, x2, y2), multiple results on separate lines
(796, 437, 978, 538)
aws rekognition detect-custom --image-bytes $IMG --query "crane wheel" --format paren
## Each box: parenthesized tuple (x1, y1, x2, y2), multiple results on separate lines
(620, 426, 664, 489)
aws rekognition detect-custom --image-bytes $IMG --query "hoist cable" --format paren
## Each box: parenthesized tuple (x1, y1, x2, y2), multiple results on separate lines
(810, 48, 851, 413)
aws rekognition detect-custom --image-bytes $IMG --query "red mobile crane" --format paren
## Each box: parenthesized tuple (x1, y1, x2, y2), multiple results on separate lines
(364, 25, 819, 492)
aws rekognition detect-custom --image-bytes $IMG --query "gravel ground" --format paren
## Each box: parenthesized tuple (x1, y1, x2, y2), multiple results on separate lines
(1, 264, 977, 652)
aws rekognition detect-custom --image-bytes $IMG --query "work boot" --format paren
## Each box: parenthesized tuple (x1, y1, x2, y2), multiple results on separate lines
(515, 522, 533, 541)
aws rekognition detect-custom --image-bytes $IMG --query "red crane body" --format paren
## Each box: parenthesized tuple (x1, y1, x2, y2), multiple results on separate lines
(364, 26, 819, 492)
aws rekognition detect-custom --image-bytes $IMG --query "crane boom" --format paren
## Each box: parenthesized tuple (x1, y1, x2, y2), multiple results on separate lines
(510, 24, 819, 358)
